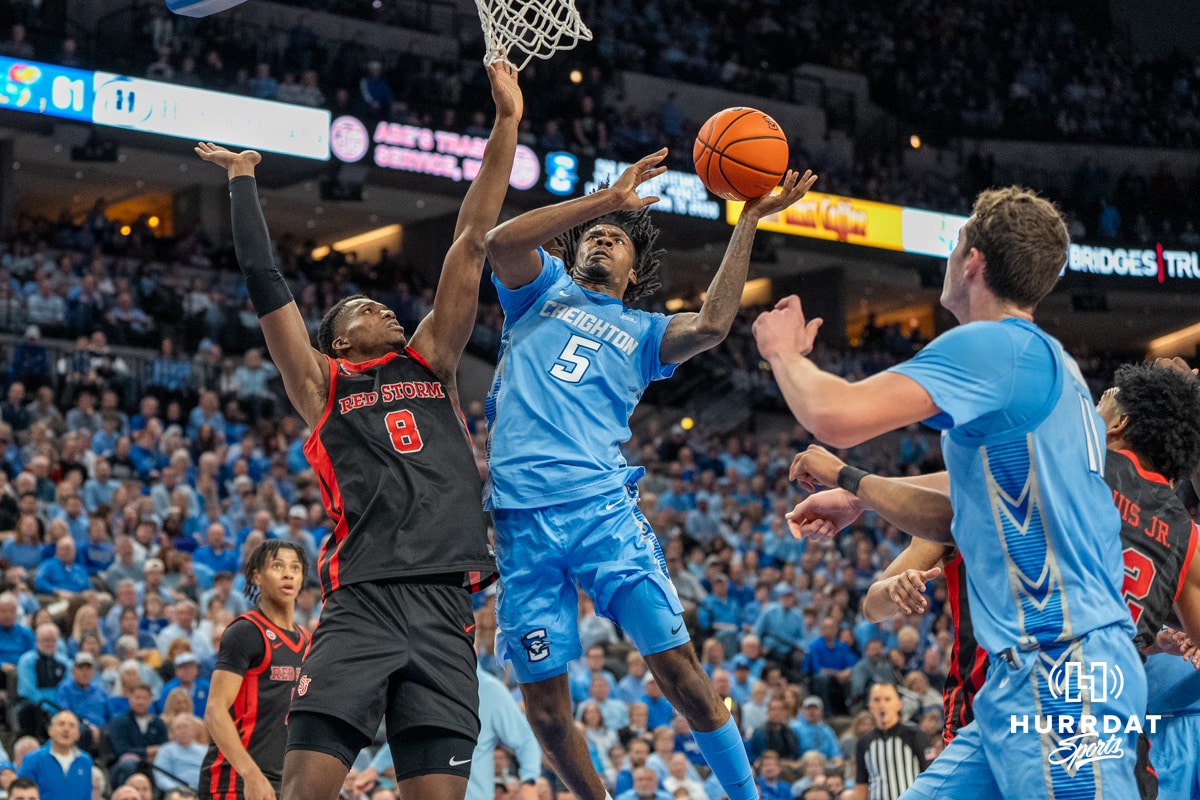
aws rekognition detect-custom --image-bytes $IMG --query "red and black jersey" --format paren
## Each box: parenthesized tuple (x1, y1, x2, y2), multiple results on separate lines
(303, 349, 497, 597)
(941, 549, 988, 744)
(1107, 449, 1199, 653)
(200, 611, 312, 798)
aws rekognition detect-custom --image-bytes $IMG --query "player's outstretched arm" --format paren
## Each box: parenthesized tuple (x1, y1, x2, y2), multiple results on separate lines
(484, 148, 668, 290)
(752, 295, 940, 447)
(863, 538, 948, 622)
(206, 670, 276, 800)
(659, 170, 816, 365)
(409, 60, 522, 383)
(791, 446, 954, 543)
(196, 143, 327, 428)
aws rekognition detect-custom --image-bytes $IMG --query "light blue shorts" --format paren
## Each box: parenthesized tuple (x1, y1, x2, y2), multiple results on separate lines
(1146, 713, 1200, 800)
(493, 484, 690, 684)
(902, 623, 1146, 800)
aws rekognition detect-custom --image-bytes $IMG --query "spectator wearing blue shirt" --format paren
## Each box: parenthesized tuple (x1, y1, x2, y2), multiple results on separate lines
(616, 652, 649, 706)
(791, 696, 844, 769)
(152, 713, 207, 791)
(82, 458, 121, 513)
(0, 593, 33, 687)
(697, 574, 742, 656)
(55, 653, 109, 745)
(51, 495, 89, 547)
(34, 537, 90, 595)
(574, 673, 629, 732)
(79, 518, 115, 577)
(0, 515, 42, 571)
(641, 674, 675, 730)
(728, 657, 755, 705)
(18, 710, 93, 800)
(567, 645, 618, 705)
(129, 428, 164, 481)
(186, 390, 226, 441)
(753, 586, 807, 675)
(802, 618, 858, 715)
(156, 653, 209, 716)
(17, 623, 70, 734)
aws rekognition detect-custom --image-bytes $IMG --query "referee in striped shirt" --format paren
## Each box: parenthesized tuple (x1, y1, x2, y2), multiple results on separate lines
(855, 682, 928, 800)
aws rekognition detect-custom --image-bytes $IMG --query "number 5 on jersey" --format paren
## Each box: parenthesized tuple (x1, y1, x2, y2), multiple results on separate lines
(550, 335, 601, 383)
(385, 409, 424, 454)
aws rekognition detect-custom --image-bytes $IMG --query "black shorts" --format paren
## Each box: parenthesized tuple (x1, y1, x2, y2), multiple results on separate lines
(290, 580, 480, 742)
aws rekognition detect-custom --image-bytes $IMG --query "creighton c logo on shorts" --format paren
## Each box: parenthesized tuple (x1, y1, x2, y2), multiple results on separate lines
(521, 629, 550, 662)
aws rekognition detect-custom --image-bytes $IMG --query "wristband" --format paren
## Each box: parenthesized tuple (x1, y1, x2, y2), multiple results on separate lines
(836, 465, 869, 495)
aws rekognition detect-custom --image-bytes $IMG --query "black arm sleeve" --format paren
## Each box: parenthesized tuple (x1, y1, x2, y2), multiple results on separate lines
(229, 175, 293, 317)
(213, 618, 266, 677)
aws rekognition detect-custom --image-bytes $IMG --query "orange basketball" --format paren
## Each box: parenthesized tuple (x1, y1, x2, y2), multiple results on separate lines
(693, 107, 789, 201)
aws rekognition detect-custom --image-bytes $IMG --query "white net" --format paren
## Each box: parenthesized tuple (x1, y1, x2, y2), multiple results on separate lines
(474, 0, 593, 71)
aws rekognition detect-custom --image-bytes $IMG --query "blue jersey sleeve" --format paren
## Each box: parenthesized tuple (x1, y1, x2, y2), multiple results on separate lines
(890, 320, 1056, 435)
(641, 312, 678, 385)
(490, 249, 564, 323)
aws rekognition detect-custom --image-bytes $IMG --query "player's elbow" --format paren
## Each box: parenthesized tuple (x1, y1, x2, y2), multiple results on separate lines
(806, 413, 866, 450)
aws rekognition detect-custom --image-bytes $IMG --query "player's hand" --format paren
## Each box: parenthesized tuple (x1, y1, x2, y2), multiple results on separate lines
(609, 149, 668, 211)
(786, 489, 866, 542)
(195, 142, 261, 179)
(487, 54, 523, 122)
(883, 567, 942, 615)
(243, 771, 276, 800)
(789, 444, 847, 492)
(1156, 627, 1200, 667)
(351, 767, 378, 795)
(752, 294, 823, 361)
(741, 169, 818, 222)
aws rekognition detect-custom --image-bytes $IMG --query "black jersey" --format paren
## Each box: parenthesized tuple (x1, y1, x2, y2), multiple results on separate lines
(1107, 449, 1199, 652)
(200, 612, 312, 798)
(941, 549, 988, 743)
(303, 349, 497, 596)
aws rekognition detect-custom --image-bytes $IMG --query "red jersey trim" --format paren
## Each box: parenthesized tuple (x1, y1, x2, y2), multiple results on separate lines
(1176, 523, 1198, 603)
(1115, 449, 1170, 486)
(244, 610, 309, 655)
(336, 350, 401, 373)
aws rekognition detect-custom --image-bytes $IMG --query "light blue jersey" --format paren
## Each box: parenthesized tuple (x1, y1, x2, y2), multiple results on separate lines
(891, 319, 1133, 654)
(893, 319, 1145, 800)
(484, 249, 676, 510)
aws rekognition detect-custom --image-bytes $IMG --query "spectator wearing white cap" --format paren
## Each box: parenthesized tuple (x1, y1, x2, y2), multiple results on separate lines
(790, 696, 843, 771)
(282, 505, 317, 563)
(135, 558, 173, 607)
(155, 653, 209, 717)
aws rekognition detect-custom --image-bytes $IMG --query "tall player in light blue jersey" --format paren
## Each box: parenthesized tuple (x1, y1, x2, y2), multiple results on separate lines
(483, 146, 816, 800)
(752, 186, 1146, 799)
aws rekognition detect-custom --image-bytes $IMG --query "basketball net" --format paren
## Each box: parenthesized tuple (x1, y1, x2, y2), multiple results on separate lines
(474, 0, 593, 71)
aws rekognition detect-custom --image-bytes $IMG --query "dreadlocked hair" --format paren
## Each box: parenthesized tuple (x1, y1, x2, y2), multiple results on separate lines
(555, 205, 664, 305)
(1111, 362, 1200, 482)
(242, 539, 309, 604)
(317, 294, 368, 356)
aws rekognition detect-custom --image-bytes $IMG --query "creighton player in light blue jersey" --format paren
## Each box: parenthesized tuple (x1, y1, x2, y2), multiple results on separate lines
(483, 146, 816, 800)
(752, 186, 1146, 800)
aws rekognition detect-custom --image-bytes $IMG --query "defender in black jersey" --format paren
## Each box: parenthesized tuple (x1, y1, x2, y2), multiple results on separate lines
(197, 61, 520, 800)
(202, 541, 310, 800)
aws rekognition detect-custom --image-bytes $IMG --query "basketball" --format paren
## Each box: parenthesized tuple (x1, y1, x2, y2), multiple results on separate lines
(166, 0, 249, 17)
(693, 107, 790, 201)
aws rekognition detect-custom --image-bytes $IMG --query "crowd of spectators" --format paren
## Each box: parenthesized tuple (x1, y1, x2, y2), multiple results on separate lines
(1, 0, 1198, 246)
